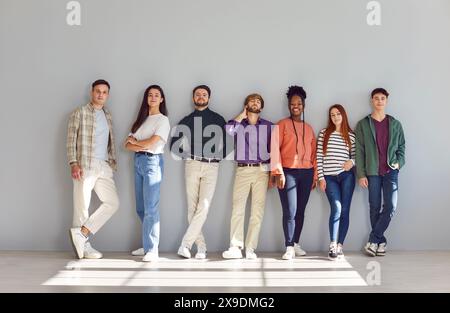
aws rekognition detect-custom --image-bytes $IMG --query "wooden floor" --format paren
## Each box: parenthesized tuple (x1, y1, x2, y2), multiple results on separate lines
(1, 251, 449, 292)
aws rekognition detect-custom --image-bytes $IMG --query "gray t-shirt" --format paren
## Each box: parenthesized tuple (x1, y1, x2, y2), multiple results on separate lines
(94, 108, 109, 161)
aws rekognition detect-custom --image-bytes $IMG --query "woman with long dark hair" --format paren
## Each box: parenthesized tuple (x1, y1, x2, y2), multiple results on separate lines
(271, 85, 318, 260)
(317, 104, 356, 260)
(125, 85, 170, 262)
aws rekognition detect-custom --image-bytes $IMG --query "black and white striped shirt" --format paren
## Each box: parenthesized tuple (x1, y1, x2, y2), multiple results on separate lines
(317, 129, 356, 180)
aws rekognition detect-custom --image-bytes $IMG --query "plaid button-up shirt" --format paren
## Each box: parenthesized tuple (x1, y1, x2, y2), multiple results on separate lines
(66, 103, 117, 171)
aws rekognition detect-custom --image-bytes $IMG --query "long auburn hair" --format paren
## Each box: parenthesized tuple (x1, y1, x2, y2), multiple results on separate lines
(131, 85, 168, 133)
(323, 104, 353, 155)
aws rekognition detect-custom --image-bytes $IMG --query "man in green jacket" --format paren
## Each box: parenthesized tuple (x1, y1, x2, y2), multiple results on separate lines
(355, 88, 405, 257)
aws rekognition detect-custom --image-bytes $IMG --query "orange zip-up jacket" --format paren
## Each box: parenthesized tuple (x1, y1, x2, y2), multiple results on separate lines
(271, 117, 318, 181)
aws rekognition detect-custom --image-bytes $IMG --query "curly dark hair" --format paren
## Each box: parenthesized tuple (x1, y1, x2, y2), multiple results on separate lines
(286, 85, 307, 104)
(286, 85, 308, 161)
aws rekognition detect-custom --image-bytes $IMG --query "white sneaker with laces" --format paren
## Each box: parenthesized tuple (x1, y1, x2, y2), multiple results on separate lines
(195, 248, 207, 259)
(294, 243, 307, 256)
(131, 248, 145, 256)
(84, 242, 103, 259)
(245, 248, 257, 259)
(69, 227, 87, 259)
(376, 243, 386, 256)
(282, 246, 295, 260)
(177, 246, 191, 259)
(142, 252, 159, 262)
(222, 246, 243, 259)
(364, 242, 378, 257)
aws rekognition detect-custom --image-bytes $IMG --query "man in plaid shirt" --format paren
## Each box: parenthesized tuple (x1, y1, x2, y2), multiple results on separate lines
(67, 79, 120, 259)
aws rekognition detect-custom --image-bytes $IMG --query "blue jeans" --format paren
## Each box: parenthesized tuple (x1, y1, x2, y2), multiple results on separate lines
(367, 169, 399, 245)
(278, 168, 314, 247)
(134, 153, 164, 254)
(324, 171, 355, 244)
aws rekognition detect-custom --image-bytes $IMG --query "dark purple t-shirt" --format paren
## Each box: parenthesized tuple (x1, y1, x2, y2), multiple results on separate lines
(372, 117, 390, 175)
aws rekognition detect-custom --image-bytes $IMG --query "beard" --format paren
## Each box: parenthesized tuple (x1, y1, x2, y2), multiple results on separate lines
(194, 101, 209, 107)
(247, 106, 261, 114)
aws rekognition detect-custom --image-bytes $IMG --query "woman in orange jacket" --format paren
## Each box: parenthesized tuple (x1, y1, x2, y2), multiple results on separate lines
(271, 85, 318, 260)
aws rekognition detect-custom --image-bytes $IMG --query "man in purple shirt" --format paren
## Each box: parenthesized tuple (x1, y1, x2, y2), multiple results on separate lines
(222, 93, 273, 259)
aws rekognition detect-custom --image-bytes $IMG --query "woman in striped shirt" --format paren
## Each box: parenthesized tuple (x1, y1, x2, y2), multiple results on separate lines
(317, 104, 356, 260)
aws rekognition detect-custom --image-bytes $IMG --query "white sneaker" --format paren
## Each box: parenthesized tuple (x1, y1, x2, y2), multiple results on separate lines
(328, 242, 338, 261)
(69, 227, 87, 259)
(245, 248, 257, 259)
(222, 246, 243, 259)
(364, 242, 378, 257)
(376, 243, 386, 256)
(177, 246, 191, 258)
(282, 246, 295, 260)
(84, 242, 103, 259)
(195, 248, 207, 259)
(294, 243, 307, 256)
(337, 244, 345, 258)
(131, 248, 145, 256)
(142, 252, 159, 262)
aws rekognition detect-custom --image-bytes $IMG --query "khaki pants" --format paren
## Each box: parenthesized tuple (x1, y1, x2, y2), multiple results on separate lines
(72, 159, 119, 234)
(230, 166, 269, 250)
(181, 160, 219, 250)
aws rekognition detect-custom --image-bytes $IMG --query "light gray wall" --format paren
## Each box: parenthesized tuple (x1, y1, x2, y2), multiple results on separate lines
(1, 0, 449, 252)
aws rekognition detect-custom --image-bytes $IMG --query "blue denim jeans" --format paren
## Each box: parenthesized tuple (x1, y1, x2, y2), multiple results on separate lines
(134, 153, 164, 254)
(278, 168, 314, 247)
(324, 170, 355, 244)
(367, 169, 399, 244)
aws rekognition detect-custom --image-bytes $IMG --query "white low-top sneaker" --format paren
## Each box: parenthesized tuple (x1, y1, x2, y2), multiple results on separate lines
(84, 242, 103, 259)
(131, 248, 145, 256)
(337, 244, 345, 258)
(245, 248, 257, 260)
(222, 246, 243, 259)
(195, 249, 207, 259)
(177, 246, 191, 259)
(282, 246, 295, 260)
(364, 242, 378, 257)
(69, 227, 87, 259)
(294, 243, 307, 256)
(376, 243, 386, 256)
(142, 252, 159, 262)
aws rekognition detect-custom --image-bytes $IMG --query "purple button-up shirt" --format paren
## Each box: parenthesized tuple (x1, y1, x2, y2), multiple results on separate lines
(225, 118, 273, 164)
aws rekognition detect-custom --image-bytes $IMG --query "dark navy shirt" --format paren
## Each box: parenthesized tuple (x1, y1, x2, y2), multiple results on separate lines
(170, 107, 227, 159)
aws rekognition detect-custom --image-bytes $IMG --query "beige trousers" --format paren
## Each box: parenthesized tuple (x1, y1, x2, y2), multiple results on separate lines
(230, 166, 269, 250)
(72, 159, 119, 234)
(181, 160, 219, 250)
